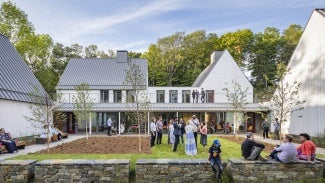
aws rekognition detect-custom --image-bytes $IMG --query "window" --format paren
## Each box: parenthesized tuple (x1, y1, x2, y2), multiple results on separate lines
(182, 90, 191, 103)
(126, 90, 135, 103)
(114, 90, 122, 103)
(100, 90, 109, 103)
(156, 90, 165, 103)
(206, 90, 214, 103)
(169, 90, 178, 103)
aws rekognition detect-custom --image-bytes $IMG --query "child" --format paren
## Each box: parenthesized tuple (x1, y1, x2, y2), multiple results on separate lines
(208, 139, 222, 181)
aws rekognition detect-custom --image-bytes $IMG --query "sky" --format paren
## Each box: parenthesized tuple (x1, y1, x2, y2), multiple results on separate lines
(1, 0, 324, 52)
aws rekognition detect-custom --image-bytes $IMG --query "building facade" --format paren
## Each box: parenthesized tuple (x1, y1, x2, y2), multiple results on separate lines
(0, 34, 49, 137)
(56, 50, 267, 134)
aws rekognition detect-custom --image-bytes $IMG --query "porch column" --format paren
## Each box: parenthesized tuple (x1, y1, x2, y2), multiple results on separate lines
(147, 112, 150, 135)
(204, 112, 208, 123)
(89, 113, 92, 135)
(118, 112, 121, 135)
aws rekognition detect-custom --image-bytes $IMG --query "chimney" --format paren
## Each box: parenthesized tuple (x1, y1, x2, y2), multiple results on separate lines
(117, 50, 128, 62)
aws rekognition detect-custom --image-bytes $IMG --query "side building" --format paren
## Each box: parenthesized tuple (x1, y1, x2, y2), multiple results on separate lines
(0, 33, 49, 137)
(56, 50, 268, 134)
(279, 9, 325, 136)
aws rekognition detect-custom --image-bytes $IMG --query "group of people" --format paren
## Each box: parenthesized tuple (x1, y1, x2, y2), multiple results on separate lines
(209, 121, 232, 134)
(40, 124, 63, 142)
(0, 128, 18, 153)
(106, 118, 125, 136)
(241, 132, 317, 163)
(261, 118, 281, 140)
(192, 88, 206, 103)
(150, 115, 209, 154)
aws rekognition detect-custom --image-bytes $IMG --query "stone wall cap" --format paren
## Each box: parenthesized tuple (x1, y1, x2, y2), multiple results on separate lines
(0, 160, 37, 165)
(228, 158, 323, 165)
(35, 159, 130, 165)
(136, 159, 209, 165)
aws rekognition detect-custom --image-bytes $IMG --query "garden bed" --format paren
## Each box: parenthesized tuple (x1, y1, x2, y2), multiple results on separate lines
(37, 136, 151, 154)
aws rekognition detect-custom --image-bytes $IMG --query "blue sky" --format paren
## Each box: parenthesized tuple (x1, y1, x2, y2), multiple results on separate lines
(1, 0, 324, 52)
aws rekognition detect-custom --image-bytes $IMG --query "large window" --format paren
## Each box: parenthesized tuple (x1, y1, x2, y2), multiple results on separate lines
(126, 90, 135, 103)
(206, 90, 214, 103)
(156, 90, 165, 103)
(100, 90, 109, 103)
(182, 90, 191, 103)
(113, 90, 122, 103)
(169, 90, 178, 103)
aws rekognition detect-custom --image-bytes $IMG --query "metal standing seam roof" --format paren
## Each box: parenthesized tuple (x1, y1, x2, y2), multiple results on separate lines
(56, 58, 148, 90)
(192, 51, 224, 87)
(0, 34, 48, 103)
(55, 102, 269, 112)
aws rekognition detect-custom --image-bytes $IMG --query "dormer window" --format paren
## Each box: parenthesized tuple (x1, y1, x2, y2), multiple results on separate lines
(114, 90, 122, 103)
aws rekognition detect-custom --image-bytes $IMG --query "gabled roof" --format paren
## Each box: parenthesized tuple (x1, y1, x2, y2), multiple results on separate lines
(192, 51, 224, 87)
(315, 8, 325, 17)
(0, 34, 47, 103)
(57, 55, 148, 90)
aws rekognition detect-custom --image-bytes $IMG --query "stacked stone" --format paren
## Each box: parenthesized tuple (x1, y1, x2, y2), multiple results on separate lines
(136, 159, 226, 183)
(0, 160, 36, 183)
(227, 158, 324, 182)
(34, 159, 129, 183)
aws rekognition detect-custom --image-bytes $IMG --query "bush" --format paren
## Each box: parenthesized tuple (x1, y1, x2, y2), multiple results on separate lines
(312, 129, 325, 148)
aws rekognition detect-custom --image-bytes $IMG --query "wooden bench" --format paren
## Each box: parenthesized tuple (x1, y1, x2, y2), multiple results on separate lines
(0, 140, 26, 153)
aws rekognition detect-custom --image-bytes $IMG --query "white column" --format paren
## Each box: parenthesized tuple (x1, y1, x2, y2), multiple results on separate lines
(147, 112, 150, 135)
(118, 112, 121, 135)
(89, 113, 92, 135)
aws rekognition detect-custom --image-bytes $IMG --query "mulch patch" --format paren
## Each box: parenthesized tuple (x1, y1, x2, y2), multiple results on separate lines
(221, 135, 274, 153)
(38, 136, 152, 154)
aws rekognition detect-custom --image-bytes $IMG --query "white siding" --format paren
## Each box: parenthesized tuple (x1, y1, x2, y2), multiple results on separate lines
(283, 11, 325, 136)
(0, 99, 37, 136)
(60, 90, 100, 103)
(200, 51, 254, 103)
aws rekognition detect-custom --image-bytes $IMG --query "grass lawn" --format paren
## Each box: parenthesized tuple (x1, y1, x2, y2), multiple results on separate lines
(11, 134, 245, 175)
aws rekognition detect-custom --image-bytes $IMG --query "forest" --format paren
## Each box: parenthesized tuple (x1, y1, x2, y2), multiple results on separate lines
(0, 2, 303, 101)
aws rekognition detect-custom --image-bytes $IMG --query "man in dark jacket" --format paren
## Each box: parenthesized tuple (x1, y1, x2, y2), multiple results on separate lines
(173, 117, 181, 152)
(241, 132, 266, 160)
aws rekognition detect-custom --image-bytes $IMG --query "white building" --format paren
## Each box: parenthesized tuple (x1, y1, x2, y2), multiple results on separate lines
(56, 50, 267, 134)
(280, 9, 325, 136)
(0, 33, 49, 137)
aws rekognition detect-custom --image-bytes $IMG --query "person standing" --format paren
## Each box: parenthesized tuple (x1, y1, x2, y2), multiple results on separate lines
(200, 122, 208, 152)
(168, 119, 175, 148)
(150, 117, 157, 147)
(190, 115, 200, 147)
(192, 90, 196, 103)
(268, 134, 296, 163)
(297, 133, 316, 162)
(107, 117, 112, 136)
(173, 117, 181, 152)
(200, 88, 206, 103)
(156, 116, 163, 145)
(262, 118, 269, 139)
(185, 121, 197, 155)
(195, 90, 199, 103)
(274, 118, 280, 140)
(180, 118, 186, 144)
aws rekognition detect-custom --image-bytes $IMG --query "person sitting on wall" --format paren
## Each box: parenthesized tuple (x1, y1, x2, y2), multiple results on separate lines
(208, 139, 222, 181)
(297, 133, 316, 162)
(40, 125, 52, 142)
(241, 132, 267, 161)
(268, 134, 296, 163)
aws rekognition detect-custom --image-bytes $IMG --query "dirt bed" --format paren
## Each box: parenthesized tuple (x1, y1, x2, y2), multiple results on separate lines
(221, 135, 274, 153)
(38, 136, 151, 154)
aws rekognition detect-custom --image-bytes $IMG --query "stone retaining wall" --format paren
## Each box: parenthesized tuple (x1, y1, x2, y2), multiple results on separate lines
(227, 158, 324, 182)
(34, 159, 129, 183)
(0, 160, 36, 183)
(136, 159, 226, 183)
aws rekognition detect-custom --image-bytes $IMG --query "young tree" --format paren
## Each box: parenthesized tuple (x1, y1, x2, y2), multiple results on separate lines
(72, 83, 94, 139)
(270, 62, 304, 140)
(124, 61, 149, 152)
(25, 87, 53, 153)
(223, 81, 249, 135)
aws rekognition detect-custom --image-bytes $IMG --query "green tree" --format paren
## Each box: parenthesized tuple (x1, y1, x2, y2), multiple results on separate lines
(222, 81, 249, 135)
(24, 87, 53, 153)
(124, 61, 149, 151)
(72, 83, 94, 139)
(85, 44, 98, 58)
(219, 29, 254, 67)
(0, 1, 34, 44)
